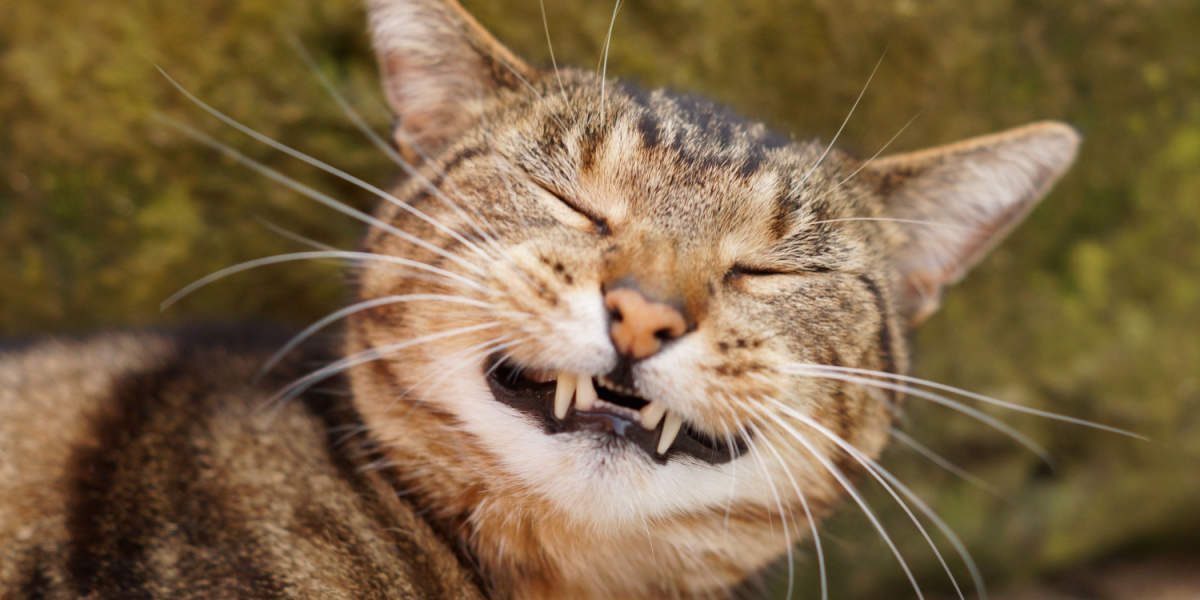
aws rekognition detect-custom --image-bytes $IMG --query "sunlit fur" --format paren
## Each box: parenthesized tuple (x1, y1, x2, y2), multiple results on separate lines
(343, 1, 1080, 598)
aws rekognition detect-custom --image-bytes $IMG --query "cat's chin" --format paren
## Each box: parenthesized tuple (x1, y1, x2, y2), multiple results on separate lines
(483, 356, 749, 466)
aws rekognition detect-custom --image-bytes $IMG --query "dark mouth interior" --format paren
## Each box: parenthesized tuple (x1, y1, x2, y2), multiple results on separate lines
(485, 358, 749, 465)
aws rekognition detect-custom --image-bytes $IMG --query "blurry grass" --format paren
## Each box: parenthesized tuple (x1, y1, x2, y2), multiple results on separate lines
(2, 0, 1199, 598)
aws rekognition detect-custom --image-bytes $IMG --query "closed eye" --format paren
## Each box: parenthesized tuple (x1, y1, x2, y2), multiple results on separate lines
(533, 182, 610, 235)
(725, 264, 834, 281)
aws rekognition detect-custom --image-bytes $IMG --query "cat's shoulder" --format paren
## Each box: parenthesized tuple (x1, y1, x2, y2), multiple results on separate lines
(0, 325, 483, 600)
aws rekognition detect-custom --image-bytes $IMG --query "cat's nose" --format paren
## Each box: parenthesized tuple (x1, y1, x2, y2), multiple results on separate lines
(605, 287, 687, 360)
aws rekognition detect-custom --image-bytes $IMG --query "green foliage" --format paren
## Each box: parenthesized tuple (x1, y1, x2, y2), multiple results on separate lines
(2, 0, 1198, 597)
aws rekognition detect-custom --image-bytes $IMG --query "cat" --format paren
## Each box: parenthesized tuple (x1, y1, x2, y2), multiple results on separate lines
(0, 0, 1081, 598)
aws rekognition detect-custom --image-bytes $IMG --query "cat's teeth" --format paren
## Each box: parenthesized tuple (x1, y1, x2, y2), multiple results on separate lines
(657, 411, 684, 455)
(575, 376, 598, 412)
(640, 401, 667, 430)
(554, 372, 578, 420)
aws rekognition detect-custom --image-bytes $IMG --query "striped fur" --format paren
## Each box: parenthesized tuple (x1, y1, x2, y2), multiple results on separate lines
(0, 0, 1080, 598)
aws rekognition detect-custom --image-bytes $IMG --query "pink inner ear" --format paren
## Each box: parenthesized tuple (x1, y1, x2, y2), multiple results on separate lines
(866, 121, 1081, 326)
(368, 0, 535, 158)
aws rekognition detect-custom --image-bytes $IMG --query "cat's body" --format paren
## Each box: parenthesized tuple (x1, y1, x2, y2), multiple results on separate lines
(0, 0, 1082, 598)
(0, 326, 481, 599)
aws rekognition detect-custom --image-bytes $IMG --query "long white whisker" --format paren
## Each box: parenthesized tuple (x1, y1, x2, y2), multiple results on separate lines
(268, 322, 502, 406)
(890, 429, 1000, 495)
(780, 363, 1144, 440)
(538, 0, 567, 98)
(799, 49, 888, 185)
(281, 38, 507, 251)
(715, 416, 740, 540)
(740, 421, 791, 547)
(809, 110, 922, 206)
(156, 65, 497, 266)
(772, 367, 1054, 463)
(259, 294, 503, 377)
(254, 217, 339, 251)
(153, 116, 486, 276)
(742, 405, 827, 600)
(598, 0, 624, 116)
(392, 336, 523, 414)
(470, 95, 548, 295)
(806, 217, 979, 231)
(161, 251, 488, 311)
(763, 399, 977, 600)
(475, 46, 566, 133)
(746, 406, 926, 600)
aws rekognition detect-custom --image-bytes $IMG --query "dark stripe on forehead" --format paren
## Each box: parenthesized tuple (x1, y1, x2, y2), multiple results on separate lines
(769, 195, 793, 240)
(740, 147, 766, 178)
(614, 81, 653, 109)
(856, 274, 899, 403)
(579, 118, 612, 173)
(637, 113, 661, 149)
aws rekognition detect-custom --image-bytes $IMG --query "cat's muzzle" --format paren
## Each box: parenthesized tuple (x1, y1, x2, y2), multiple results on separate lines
(485, 357, 748, 465)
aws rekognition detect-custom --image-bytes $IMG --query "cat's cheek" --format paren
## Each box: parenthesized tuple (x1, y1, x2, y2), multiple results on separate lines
(431, 361, 784, 528)
(538, 289, 619, 374)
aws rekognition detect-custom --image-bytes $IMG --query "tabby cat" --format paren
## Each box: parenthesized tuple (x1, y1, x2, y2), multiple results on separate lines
(0, 0, 1080, 598)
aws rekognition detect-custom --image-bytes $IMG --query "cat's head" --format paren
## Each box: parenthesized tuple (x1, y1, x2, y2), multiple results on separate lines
(345, 1, 1079, 597)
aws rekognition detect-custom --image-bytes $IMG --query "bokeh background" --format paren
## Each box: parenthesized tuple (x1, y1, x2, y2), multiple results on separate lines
(2, 0, 1198, 598)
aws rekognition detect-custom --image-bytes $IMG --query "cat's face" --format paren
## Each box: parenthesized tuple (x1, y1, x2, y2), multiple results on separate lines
(346, 1, 1079, 597)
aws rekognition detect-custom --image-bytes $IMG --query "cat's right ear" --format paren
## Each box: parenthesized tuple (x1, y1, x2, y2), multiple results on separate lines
(367, 0, 535, 161)
(865, 121, 1081, 328)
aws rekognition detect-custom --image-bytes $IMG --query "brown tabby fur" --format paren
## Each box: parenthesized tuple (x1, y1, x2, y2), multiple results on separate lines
(0, 0, 1081, 598)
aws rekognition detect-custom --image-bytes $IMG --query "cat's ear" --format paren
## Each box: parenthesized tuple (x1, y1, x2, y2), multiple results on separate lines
(866, 121, 1080, 327)
(367, 0, 535, 160)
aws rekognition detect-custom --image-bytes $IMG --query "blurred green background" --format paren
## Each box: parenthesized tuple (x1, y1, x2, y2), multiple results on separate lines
(2, 0, 1198, 598)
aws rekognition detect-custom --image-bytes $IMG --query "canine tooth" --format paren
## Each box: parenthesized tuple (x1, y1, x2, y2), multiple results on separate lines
(575, 376, 598, 411)
(554, 372, 577, 420)
(657, 411, 684, 455)
(640, 401, 667, 430)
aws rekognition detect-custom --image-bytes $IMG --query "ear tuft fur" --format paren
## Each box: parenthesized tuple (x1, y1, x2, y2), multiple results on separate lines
(867, 121, 1081, 326)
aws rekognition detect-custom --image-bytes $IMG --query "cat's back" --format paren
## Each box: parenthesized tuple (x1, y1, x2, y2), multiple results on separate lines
(0, 326, 482, 600)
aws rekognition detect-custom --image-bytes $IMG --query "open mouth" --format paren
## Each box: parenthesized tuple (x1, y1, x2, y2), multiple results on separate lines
(485, 358, 749, 465)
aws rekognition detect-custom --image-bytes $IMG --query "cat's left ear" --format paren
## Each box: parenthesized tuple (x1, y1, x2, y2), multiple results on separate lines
(865, 121, 1080, 327)
(367, 0, 536, 161)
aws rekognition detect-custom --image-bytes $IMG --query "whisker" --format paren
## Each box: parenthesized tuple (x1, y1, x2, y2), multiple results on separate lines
(762, 398, 978, 600)
(470, 42, 566, 133)
(771, 367, 1054, 464)
(890, 429, 1000, 495)
(254, 217, 340, 251)
(809, 109, 922, 206)
(740, 419, 793, 547)
(538, 0, 567, 98)
(160, 250, 489, 311)
(714, 415, 741, 541)
(428, 337, 520, 392)
(470, 93, 548, 295)
(156, 65, 498, 266)
(746, 406, 926, 600)
(266, 321, 503, 408)
(799, 48, 888, 185)
(737, 403, 826, 600)
(780, 363, 1144, 440)
(806, 217, 979, 231)
(153, 116, 486, 276)
(258, 294, 504, 378)
(283, 38, 515, 258)
(390, 336, 523, 415)
(598, 0, 624, 116)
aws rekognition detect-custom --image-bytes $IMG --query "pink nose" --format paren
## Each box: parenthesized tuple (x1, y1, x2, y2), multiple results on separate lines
(604, 288, 687, 360)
